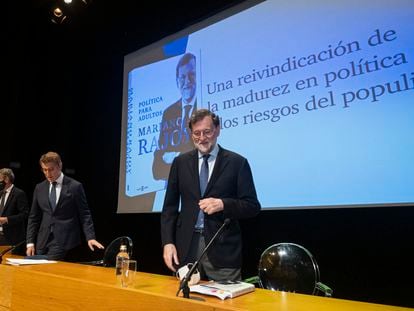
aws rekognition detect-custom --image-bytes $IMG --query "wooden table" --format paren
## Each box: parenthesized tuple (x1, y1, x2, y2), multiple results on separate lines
(0, 246, 11, 254)
(0, 260, 412, 311)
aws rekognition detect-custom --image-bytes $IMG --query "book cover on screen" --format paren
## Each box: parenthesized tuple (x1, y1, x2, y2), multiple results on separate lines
(190, 281, 255, 300)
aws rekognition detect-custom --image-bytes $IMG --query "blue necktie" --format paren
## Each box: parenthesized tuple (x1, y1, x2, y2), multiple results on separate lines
(195, 154, 210, 229)
(49, 182, 57, 211)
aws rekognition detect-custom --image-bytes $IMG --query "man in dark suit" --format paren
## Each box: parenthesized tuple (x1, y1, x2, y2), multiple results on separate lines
(26, 151, 104, 260)
(152, 52, 197, 182)
(0, 168, 29, 255)
(161, 109, 261, 281)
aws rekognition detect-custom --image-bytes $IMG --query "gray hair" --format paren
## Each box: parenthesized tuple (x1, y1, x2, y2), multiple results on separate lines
(0, 168, 15, 183)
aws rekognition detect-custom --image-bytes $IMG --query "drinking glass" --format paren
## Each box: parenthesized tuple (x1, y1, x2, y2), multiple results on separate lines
(121, 259, 137, 288)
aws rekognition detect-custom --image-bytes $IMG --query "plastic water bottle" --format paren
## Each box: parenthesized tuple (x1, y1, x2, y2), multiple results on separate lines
(115, 244, 129, 285)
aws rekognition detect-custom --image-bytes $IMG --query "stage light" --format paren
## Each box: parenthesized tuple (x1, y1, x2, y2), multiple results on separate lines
(53, 7, 63, 17)
(49, 0, 92, 24)
(51, 7, 68, 24)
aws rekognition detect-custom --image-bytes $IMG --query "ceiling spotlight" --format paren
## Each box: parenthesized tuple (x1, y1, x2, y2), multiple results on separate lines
(53, 8, 63, 17)
(64, 0, 73, 3)
(51, 7, 68, 24)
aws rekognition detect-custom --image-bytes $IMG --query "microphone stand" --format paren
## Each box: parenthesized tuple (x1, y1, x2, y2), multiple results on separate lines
(0, 240, 26, 263)
(177, 218, 231, 298)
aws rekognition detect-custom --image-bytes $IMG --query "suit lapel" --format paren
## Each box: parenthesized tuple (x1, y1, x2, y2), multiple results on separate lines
(56, 176, 70, 209)
(1, 188, 13, 214)
(38, 181, 52, 211)
(204, 146, 229, 195)
(187, 150, 201, 196)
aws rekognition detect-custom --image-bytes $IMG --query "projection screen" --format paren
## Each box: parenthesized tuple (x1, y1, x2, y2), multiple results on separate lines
(118, 0, 414, 213)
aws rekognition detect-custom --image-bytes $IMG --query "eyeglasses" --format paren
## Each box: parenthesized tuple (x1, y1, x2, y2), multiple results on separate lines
(192, 128, 215, 138)
(177, 72, 196, 85)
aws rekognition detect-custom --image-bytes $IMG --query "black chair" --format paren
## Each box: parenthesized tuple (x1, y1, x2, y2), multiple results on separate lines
(245, 242, 332, 297)
(80, 236, 133, 267)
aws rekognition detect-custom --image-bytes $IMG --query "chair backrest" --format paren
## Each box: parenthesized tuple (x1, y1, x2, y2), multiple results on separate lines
(258, 242, 321, 295)
(102, 236, 133, 267)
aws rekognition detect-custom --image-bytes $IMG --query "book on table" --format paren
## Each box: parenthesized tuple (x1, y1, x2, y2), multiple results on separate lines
(190, 280, 255, 300)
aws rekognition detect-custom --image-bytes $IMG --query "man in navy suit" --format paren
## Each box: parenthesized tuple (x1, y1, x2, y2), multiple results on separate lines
(161, 109, 261, 281)
(26, 152, 103, 260)
(0, 168, 29, 254)
(152, 52, 197, 182)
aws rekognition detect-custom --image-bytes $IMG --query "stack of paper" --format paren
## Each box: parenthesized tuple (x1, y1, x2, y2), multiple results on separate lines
(6, 258, 57, 266)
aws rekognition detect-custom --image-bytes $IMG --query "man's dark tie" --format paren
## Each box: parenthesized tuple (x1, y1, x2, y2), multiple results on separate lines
(195, 154, 210, 229)
(182, 104, 192, 143)
(0, 191, 6, 215)
(49, 182, 57, 211)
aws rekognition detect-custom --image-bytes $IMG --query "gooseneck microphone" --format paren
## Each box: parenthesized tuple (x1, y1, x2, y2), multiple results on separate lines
(177, 218, 231, 298)
(0, 240, 26, 263)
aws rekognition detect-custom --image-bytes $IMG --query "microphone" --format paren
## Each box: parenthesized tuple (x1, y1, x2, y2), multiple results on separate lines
(177, 218, 231, 298)
(0, 240, 26, 263)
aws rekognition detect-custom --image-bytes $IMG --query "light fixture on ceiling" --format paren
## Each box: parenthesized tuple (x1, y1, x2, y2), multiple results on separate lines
(50, 0, 92, 25)
(51, 7, 68, 24)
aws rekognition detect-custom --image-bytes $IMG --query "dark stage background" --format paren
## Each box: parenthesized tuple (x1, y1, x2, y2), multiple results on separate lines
(4, 1, 413, 308)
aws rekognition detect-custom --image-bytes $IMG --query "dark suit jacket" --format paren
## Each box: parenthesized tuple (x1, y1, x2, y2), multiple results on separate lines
(152, 99, 197, 180)
(1, 186, 29, 245)
(161, 146, 261, 268)
(26, 176, 96, 252)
